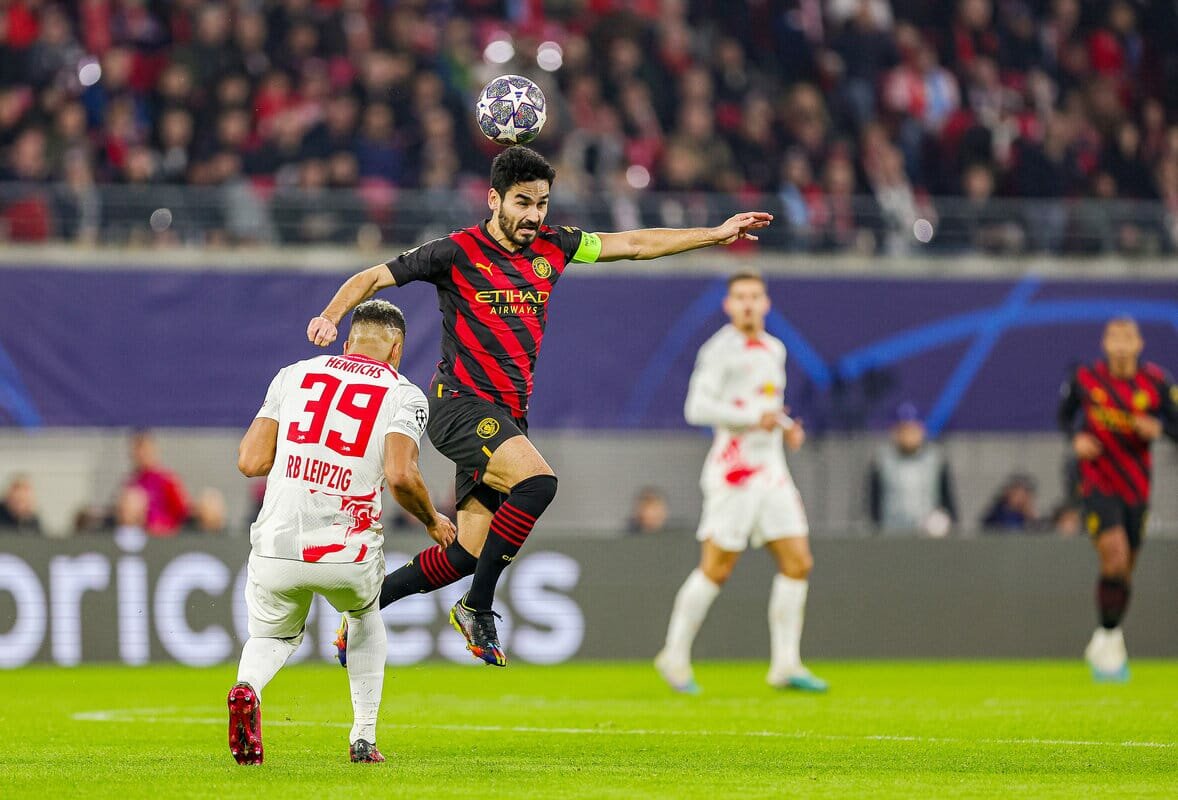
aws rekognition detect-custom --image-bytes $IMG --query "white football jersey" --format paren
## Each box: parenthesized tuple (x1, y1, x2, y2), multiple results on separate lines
(250, 353, 428, 563)
(684, 325, 790, 489)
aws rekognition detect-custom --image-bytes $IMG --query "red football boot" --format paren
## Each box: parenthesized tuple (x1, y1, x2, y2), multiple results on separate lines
(227, 682, 263, 765)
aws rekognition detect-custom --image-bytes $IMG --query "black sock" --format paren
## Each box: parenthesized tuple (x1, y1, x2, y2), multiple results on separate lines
(1097, 576, 1130, 629)
(464, 474, 558, 611)
(379, 542, 478, 609)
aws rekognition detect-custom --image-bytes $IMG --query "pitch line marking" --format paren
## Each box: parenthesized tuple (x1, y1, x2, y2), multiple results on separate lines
(71, 709, 1174, 749)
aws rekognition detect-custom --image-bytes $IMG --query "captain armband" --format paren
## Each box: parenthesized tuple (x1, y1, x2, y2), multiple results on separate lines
(572, 231, 602, 263)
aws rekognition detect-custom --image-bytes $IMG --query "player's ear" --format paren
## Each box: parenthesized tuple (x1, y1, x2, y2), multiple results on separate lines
(342, 336, 353, 355)
(487, 187, 500, 212)
(387, 335, 404, 367)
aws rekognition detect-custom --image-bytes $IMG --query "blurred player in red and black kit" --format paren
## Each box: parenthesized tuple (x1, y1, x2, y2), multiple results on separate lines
(1058, 317, 1178, 681)
(307, 146, 771, 666)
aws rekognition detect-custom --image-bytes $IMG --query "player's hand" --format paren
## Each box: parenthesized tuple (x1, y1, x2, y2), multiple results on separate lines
(784, 418, 805, 451)
(427, 513, 457, 546)
(756, 411, 781, 431)
(307, 315, 338, 347)
(711, 212, 773, 245)
(1133, 415, 1163, 441)
(1072, 432, 1102, 460)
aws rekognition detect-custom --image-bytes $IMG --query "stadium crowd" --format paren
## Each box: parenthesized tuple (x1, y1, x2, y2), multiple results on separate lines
(1, 0, 1178, 253)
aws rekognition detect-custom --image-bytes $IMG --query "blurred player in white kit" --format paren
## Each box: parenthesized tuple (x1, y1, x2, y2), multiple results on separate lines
(656, 271, 827, 694)
(228, 299, 455, 765)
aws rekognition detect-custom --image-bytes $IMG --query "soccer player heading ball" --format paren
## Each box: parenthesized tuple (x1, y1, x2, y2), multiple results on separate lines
(655, 271, 826, 694)
(308, 146, 772, 666)
(1058, 317, 1178, 682)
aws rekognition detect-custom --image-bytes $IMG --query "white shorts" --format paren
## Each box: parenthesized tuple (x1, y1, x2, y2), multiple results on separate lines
(245, 551, 384, 639)
(696, 479, 809, 552)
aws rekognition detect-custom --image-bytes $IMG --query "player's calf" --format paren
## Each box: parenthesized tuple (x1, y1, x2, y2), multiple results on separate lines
(227, 682, 263, 766)
(381, 541, 479, 608)
(464, 473, 558, 611)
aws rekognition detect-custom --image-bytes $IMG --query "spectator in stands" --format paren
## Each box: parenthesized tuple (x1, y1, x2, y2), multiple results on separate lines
(72, 502, 109, 536)
(0, 474, 41, 534)
(1017, 112, 1084, 251)
(981, 473, 1039, 531)
(1103, 121, 1156, 201)
(627, 486, 670, 535)
(46, 102, 91, 175)
(113, 484, 149, 540)
(865, 141, 936, 255)
(829, 0, 897, 129)
(936, 162, 1024, 253)
(53, 148, 101, 243)
(869, 403, 957, 536)
(156, 108, 194, 185)
(272, 157, 362, 244)
(776, 148, 823, 250)
(1, 126, 53, 242)
(1, 1, 1178, 252)
(882, 26, 960, 183)
(125, 430, 189, 537)
(354, 102, 404, 182)
(186, 488, 228, 535)
(819, 153, 869, 252)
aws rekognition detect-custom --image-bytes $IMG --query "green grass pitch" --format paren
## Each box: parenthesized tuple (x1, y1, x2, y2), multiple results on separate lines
(3, 661, 1176, 799)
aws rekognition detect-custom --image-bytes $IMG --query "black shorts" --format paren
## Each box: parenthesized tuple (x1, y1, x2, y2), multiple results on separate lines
(426, 381, 528, 512)
(1082, 492, 1148, 551)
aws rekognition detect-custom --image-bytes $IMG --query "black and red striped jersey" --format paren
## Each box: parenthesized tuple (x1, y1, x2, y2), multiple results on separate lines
(385, 221, 600, 417)
(1058, 360, 1178, 505)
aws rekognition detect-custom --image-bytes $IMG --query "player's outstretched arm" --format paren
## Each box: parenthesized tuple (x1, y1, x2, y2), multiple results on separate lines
(238, 418, 278, 477)
(594, 211, 773, 262)
(307, 264, 397, 347)
(385, 432, 456, 546)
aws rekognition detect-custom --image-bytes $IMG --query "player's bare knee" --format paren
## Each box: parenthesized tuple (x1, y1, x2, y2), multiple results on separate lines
(783, 553, 813, 580)
(1097, 531, 1131, 577)
(458, 528, 486, 557)
(1100, 553, 1131, 579)
(701, 562, 734, 585)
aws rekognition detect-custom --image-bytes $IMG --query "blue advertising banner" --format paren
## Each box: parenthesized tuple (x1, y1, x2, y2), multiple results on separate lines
(2, 267, 1177, 431)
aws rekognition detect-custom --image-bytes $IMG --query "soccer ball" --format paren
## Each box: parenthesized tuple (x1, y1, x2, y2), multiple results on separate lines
(475, 75, 547, 146)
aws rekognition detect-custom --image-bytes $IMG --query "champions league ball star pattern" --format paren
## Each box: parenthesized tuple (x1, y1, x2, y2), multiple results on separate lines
(476, 75, 547, 145)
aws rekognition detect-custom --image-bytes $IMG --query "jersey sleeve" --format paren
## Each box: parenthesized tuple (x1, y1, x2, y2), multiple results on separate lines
(386, 384, 429, 445)
(385, 236, 453, 285)
(1057, 369, 1083, 435)
(256, 368, 287, 421)
(683, 338, 762, 429)
(551, 225, 601, 264)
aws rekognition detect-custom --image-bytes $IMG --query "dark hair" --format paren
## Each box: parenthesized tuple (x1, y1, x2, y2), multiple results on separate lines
(1105, 315, 1139, 330)
(351, 299, 406, 338)
(727, 269, 765, 289)
(490, 145, 556, 198)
